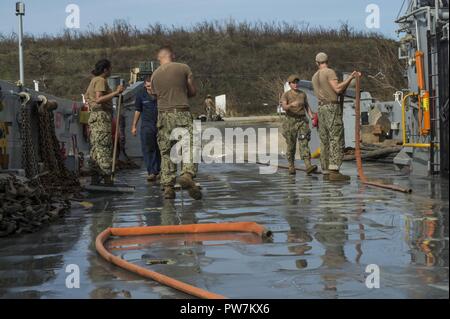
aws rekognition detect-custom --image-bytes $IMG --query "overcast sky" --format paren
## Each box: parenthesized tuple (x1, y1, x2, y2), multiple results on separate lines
(0, 0, 405, 38)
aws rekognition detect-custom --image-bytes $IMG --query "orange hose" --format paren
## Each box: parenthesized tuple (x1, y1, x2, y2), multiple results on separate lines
(354, 75, 412, 194)
(96, 222, 271, 299)
(107, 232, 264, 251)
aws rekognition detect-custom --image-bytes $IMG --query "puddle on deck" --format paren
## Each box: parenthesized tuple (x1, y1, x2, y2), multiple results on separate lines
(0, 158, 448, 299)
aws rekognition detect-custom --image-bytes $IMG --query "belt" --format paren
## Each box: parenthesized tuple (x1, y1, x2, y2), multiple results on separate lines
(318, 101, 339, 106)
(90, 110, 112, 115)
(285, 114, 306, 119)
(90, 106, 112, 113)
(158, 108, 189, 113)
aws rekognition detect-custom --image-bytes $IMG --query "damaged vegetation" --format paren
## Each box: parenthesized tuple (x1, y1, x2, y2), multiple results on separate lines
(0, 20, 406, 115)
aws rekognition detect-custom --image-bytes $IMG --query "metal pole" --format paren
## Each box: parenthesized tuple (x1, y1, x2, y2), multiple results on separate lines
(16, 2, 25, 86)
(18, 15, 24, 84)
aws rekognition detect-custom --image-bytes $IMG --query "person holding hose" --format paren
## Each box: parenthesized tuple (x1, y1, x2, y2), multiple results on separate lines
(151, 45, 202, 200)
(311, 52, 361, 181)
(280, 74, 317, 176)
(84, 59, 125, 185)
(131, 74, 161, 182)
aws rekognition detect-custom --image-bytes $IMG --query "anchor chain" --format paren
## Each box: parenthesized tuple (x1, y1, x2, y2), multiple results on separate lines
(19, 95, 41, 186)
(36, 97, 80, 193)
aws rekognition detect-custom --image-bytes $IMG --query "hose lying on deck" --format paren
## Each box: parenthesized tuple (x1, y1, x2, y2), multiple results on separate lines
(354, 75, 412, 194)
(96, 222, 272, 299)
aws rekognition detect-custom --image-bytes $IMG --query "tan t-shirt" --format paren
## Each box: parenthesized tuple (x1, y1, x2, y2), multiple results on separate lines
(205, 98, 215, 109)
(85, 76, 113, 112)
(312, 67, 339, 104)
(151, 62, 193, 111)
(280, 89, 309, 117)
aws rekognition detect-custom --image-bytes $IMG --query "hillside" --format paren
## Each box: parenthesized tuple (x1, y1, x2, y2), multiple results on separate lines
(0, 20, 406, 116)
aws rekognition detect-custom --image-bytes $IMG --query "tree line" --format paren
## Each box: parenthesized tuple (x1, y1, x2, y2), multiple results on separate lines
(0, 20, 406, 115)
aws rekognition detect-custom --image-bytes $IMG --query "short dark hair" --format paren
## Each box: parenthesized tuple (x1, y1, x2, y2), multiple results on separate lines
(158, 45, 174, 54)
(91, 59, 111, 76)
(144, 73, 152, 82)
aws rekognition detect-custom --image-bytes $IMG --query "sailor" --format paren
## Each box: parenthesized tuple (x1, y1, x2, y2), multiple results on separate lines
(131, 74, 161, 182)
(311, 52, 361, 181)
(84, 59, 124, 185)
(280, 74, 318, 175)
(204, 94, 216, 121)
(151, 45, 202, 200)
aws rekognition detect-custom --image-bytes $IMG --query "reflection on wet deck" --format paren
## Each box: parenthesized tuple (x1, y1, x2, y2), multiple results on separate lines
(0, 160, 448, 299)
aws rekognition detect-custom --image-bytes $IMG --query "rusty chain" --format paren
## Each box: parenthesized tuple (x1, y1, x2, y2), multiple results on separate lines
(18, 95, 80, 193)
(19, 97, 41, 186)
(36, 98, 80, 193)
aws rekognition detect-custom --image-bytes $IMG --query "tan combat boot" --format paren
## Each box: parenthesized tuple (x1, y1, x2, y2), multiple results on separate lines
(178, 173, 202, 200)
(304, 159, 318, 175)
(163, 186, 176, 199)
(329, 170, 351, 182)
(147, 174, 157, 182)
(288, 162, 296, 175)
(306, 165, 318, 175)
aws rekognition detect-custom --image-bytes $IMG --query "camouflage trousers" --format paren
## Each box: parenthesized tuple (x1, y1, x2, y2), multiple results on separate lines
(88, 111, 112, 176)
(282, 116, 312, 165)
(157, 110, 197, 187)
(206, 107, 214, 121)
(318, 103, 344, 171)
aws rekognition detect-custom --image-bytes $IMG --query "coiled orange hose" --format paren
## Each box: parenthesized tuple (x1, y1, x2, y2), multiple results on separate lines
(96, 222, 272, 299)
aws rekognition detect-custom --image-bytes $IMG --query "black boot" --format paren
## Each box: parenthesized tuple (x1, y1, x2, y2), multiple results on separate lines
(90, 174, 100, 185)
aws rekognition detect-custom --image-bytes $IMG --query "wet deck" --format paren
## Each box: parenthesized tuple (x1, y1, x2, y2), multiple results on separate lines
(0, 158, 448, 299)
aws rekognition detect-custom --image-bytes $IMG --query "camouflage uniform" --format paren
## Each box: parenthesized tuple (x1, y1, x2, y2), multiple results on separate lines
(206, 107, 213, 121)
(205, 98, 215, 121)
(88, 111, 113, 176)
(317, 103, 344, 171)
(280, 87, 313, 167)
(282, 116, 312, 166)
(157, 110, 197, 187)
